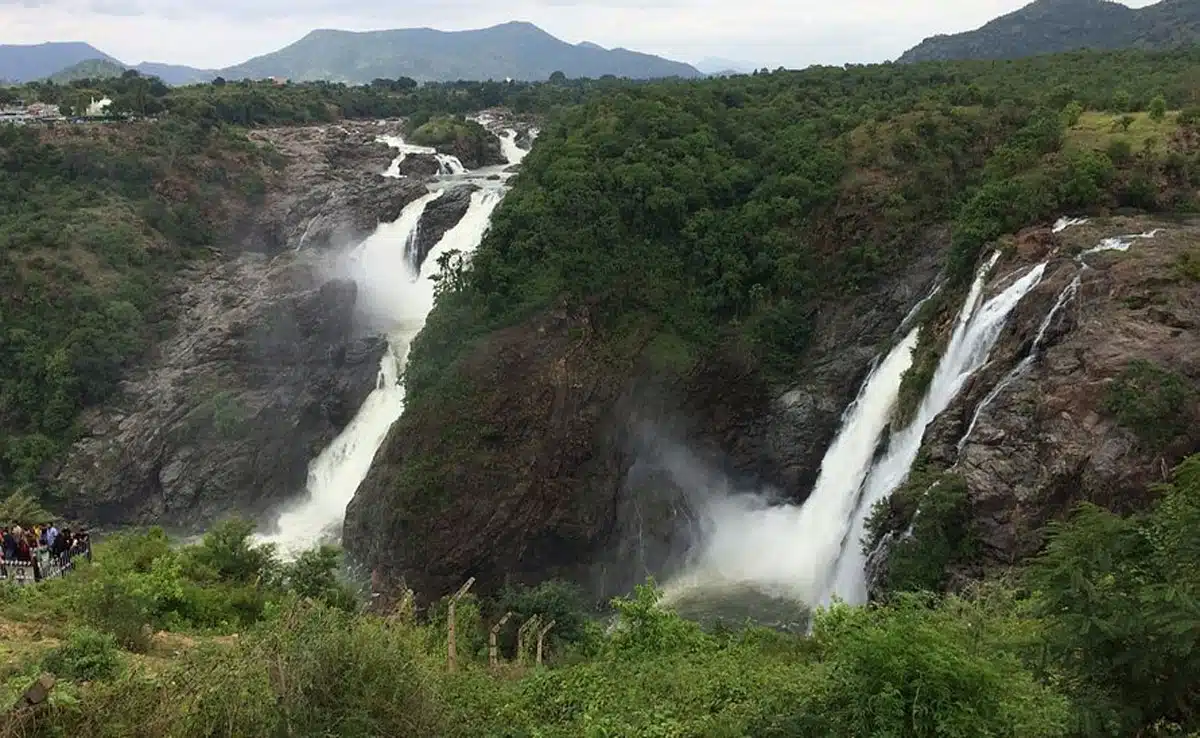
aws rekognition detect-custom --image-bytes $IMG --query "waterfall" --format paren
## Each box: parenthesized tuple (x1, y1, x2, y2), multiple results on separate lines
(663, 327, 920, 605)
(898, 282, 942, 334)
(436, 154, 467, 176)
(1053, 216, 1089, 233)
(957, 273, 1080, 451)
(661, 252, 1052, 608)
(823, 257, 1047, 604)
(1078, 229, 1160, 260)
(499, 129, 527, 166)
(378, 135, 465, 178)
(256, 134, 527, 557)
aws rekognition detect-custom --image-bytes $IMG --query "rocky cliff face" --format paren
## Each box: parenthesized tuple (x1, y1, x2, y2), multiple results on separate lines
(56, 120, 453, 529)
(245, 122, 428, 253)
(872, 215, 1200, 590)
(343, 228, 948, 601)
(58, 257, 385, 526)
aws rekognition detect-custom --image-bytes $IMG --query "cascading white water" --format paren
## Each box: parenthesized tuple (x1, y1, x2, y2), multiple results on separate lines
(663, 327, 920, 605)
(499, 129, 527, 166)
(661, 251, 1056, 608)
(1053, 216, 1089, 233)
(379, 135, 467, 178)
(957, 273, 1080, 451)
(256, 128, 526, 557)
(1078, 229, 1160, 260)
(824, 256, 1047, 604)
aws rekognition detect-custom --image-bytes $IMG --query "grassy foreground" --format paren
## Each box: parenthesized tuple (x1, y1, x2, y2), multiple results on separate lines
(0, 455, 1196, 737)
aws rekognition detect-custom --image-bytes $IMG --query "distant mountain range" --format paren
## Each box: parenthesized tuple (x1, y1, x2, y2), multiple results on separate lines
(0, 22, 702, 86)
(694, 57, 758, 75)
(899, 0, 1200, 63)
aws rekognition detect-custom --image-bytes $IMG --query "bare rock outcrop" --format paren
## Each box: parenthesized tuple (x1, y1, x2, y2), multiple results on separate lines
(58, 255, 385, 527)
(246, 121, 427, 253)
(408, 185, 477, 271)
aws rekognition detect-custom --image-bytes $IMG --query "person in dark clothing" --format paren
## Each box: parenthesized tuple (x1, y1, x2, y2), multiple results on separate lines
(51, 528, 71, 561)
(1, 528, 15, 561)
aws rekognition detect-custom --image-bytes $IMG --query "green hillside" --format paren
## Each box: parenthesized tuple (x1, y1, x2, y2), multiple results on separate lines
(220, 21, 702, 83)
(47, 58, 127, 83)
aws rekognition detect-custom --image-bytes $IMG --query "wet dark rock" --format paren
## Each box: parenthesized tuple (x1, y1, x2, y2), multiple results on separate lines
(878, 216, 1200, 586)
(409, 186, 477, 271)
(396, 154, 441, 179)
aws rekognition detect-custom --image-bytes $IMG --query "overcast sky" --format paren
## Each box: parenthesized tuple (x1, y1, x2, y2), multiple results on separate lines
(1, 0, 1160, 70)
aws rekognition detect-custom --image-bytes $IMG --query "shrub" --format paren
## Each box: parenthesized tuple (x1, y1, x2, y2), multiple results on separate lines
(1149, 95, 1167, 122)
(77, 577, 155, 652)
(881, 475, 978, 594)
(1106, 138, 1133, 164)
(1176, 249, 1200, 282)
(280, 544, 359, 612)
(1061, 100, 1084, 128)
(42, 627, 123, 681)
(183, 518, 277, 585)
(1102, 360, 1195, 448)
(1027, 455, 1200, 735)
(762, 596, 1071, 737)
(497, 579, 595, 655)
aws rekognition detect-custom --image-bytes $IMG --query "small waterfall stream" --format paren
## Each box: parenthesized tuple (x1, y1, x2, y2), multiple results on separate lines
(257, 125, 527, 556)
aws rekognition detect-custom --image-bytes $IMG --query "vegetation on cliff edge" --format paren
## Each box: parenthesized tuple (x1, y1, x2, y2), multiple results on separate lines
(0, 122, 273, 497)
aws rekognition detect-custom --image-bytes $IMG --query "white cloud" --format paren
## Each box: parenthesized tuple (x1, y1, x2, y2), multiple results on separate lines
(0, 0, 1162, 70)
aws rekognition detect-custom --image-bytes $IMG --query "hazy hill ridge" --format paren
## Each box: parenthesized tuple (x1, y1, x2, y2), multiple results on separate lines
(2, 21, 700, 86)
(219, 22, 703, 83)
(898, 0, 1200, 62)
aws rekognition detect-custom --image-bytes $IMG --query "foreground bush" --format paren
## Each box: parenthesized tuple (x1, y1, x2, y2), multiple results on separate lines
(6, 457, 1200, 736)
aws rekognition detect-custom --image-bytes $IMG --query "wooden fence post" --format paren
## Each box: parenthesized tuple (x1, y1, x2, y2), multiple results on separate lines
(516, 615, 541, 666)
(489, 611, 514, 668)
(446, 577, 475, 672)
(536, 619, 556, 667)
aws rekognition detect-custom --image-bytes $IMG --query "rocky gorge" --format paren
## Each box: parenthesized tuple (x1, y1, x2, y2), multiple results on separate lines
(46, 101, 1199, 625)
(53, 117, 506, 528)
(344, 211, 1200, 606)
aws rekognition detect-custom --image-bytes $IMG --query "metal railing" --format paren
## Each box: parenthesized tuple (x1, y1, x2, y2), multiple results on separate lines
(0, 543, 92, 586)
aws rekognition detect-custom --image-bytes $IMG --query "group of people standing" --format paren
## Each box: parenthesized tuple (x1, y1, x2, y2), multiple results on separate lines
(1, 523, 91, 582)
